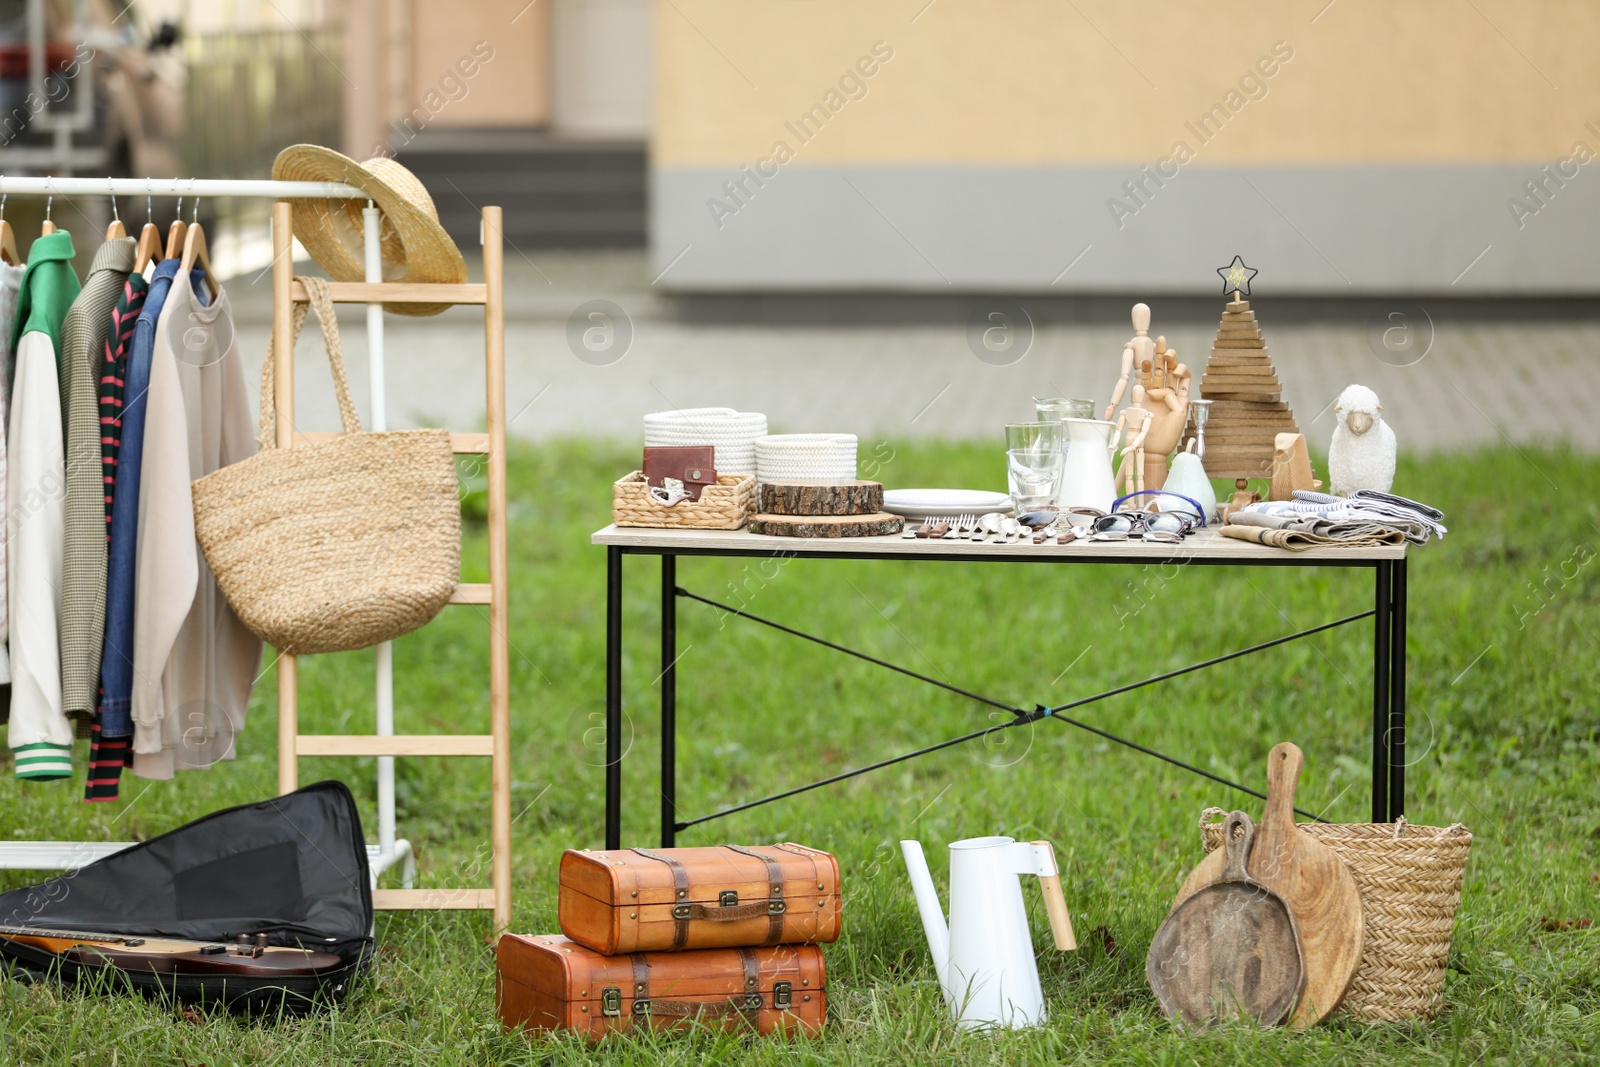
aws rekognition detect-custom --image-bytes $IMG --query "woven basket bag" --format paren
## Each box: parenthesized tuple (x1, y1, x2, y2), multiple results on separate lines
(1198, 807, 1472, 1022)
(191, 276, 460, 655)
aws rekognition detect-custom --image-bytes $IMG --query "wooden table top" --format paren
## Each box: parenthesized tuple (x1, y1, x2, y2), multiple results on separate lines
(591, 523, 1407, 565)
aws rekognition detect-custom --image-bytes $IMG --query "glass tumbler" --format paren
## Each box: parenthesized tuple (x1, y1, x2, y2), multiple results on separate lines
(1007, 448, 1065, 510)
(1005, 421, 1066, 455)
(1034, 397, 1096, 424)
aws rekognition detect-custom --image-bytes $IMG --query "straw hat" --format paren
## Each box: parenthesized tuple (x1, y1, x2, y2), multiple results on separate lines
(272, 145, 466, 316)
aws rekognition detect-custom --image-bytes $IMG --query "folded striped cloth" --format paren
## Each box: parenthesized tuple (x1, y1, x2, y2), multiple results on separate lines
(1243, 489, 1446, 544)
(1222, 509, 1409, 551)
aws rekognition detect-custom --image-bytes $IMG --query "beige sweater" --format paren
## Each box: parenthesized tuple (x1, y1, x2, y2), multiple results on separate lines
(130, 277, 262, 779)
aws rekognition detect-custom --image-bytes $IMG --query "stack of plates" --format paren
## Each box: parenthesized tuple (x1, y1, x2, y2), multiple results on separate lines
(755, 434, 858, 483)
(881, 488, 1013, 520)
(643, 408, 768, 474)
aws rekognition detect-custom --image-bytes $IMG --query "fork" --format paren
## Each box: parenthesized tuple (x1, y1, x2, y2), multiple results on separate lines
(945, 513, 973, 539)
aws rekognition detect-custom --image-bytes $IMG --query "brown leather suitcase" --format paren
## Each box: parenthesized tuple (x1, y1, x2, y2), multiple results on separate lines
(558, 843, 841, 955)
(496, 934, 825, 1038)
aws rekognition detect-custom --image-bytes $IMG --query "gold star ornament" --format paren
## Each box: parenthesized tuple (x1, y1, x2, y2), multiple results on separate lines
(1217, 255, 1258, 298)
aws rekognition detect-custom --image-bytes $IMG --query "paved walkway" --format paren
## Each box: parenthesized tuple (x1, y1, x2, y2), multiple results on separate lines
(226, 251, 1599, 454)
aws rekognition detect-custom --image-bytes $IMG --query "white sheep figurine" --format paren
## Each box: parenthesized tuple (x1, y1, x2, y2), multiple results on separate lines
(1328, 384, 1396, 495)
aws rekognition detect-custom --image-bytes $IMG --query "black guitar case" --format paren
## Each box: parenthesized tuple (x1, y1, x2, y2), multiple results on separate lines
(0, 780, 373, 1014)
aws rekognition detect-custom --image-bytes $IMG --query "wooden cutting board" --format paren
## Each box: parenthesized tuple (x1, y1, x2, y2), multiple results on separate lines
(1147, 810, 1304, 1029)
(1173, 743, 1364, 1026)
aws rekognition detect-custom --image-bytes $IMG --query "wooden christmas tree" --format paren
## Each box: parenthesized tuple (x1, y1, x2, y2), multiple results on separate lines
(1195, 258, 1300, 480)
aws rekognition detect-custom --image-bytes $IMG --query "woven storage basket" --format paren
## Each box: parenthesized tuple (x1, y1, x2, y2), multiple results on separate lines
(192, 277, 460, 655)
(755, 434, 858, 483)
(644, 408, 767, 474)
(613, 471, 755, 529)
(1198, 807, 1472, 1022)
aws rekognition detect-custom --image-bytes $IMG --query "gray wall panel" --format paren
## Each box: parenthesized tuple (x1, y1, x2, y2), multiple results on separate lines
(651, 164, 1600, 294)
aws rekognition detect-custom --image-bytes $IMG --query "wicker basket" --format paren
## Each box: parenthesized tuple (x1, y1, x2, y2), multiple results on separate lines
(613, 471, 755, 529)
(1199, 808, 1472, 1022)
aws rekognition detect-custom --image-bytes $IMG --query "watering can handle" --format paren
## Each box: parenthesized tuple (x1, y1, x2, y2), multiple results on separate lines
(1029, 841, 1077, 952)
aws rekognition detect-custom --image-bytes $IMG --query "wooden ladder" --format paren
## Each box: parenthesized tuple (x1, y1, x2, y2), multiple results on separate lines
(269, 201, 512, 930)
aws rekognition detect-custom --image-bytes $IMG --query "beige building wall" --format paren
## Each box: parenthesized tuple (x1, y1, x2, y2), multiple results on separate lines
(651, 0, 1600, 293)
(410, 0, 551, 127)
(656, 0, 1600, 167)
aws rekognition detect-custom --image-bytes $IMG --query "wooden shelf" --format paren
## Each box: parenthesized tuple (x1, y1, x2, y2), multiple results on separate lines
(373, 888, 497, 910)
(290, 280, 487, 305)
(297, 735, 495, 757)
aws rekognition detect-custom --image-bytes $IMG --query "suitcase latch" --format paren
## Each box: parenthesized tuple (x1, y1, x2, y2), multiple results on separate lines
(767, 899, 787, 915)
(600, 987, 622, 1016)
(719, 890, 739, 907)
(744, 992, 764, 1010)
(631, 998, 652, 1017)
(672, 903, 692, 920)
(773, 981, 792, 1010)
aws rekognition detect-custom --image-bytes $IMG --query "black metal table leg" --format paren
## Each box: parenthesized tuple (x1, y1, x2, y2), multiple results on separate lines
(661, 555, 678, 847)
(605, 546, 623, 849)
(1388, 558, 1408, 819)
(1371, 560, 1392, 823)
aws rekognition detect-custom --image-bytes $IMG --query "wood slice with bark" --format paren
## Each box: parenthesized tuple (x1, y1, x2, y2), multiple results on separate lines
(748, 511, 904, 537)
(757, 480, 884, 516)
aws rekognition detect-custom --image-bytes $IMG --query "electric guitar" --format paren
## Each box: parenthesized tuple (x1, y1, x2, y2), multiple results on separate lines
(0, 924, 345, 977)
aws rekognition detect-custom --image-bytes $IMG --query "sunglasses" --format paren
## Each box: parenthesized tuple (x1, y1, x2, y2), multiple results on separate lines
(1088, 511, 1197, 543)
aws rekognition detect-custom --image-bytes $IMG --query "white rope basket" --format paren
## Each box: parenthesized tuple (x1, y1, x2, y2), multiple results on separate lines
(755, 434, 859, 484)
(643, 408, 768, 474)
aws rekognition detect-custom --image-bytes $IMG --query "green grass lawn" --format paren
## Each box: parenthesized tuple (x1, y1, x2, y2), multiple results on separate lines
(2, 441, 1597, 1065)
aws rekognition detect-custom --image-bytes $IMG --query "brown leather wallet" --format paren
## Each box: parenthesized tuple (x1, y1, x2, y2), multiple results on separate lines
(643, 446, 718, 501)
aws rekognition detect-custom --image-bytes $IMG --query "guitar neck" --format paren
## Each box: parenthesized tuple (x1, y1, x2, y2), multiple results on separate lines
(0, 924, 147, 945)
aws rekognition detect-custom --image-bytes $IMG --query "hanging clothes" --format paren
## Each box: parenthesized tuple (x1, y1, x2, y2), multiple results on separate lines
(0, 258, 25, 722)
(131, 274, 261, 779)
(83, 269, 148, 803)
(6, 230, 81, 780)
(60, 237, 135, 737)
(99, 261, 206, 752)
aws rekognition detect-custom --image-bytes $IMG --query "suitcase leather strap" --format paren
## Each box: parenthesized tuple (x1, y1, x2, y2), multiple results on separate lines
(724, 845, 786, 945)
(629, 847, 693, 950)
(629, 846, 789, 948)
(625, 948, 762, 1022)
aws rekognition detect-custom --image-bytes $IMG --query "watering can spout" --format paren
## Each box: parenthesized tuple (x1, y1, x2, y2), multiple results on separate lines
(900, 840, 951, 996)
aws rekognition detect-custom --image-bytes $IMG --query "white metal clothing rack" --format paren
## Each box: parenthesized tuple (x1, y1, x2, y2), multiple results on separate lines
(0, 176, 509, 927)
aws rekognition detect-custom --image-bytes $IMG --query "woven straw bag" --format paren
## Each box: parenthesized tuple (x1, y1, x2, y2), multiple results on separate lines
(1198, 807, 1472, 1021)
(192, 276, 460, 655)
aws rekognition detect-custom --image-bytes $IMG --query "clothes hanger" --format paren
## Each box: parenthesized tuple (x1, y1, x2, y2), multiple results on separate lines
(104, 179, 125, 240)
(178, 197, 218, 302)
(0, 184, 18, 266)
(134, 182, 162, 273)
(163, 187, 188, 260)
(40, 180, 56, 235)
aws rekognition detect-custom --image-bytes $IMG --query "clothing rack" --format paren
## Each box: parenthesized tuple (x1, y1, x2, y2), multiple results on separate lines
(0, 176, 512, 930)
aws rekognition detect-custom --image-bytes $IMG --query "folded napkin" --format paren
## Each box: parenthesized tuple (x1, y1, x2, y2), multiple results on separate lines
(1221, 517, 1408, 551)
(1244, 488, 1446, 544)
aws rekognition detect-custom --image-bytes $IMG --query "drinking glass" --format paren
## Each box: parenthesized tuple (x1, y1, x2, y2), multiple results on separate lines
(1005, 421, 1065, 455)
(1033, 397, 1096, 423)
(1007, 448, 1064, 510)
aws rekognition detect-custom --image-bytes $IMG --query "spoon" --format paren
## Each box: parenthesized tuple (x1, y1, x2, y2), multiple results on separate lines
(995, 517, 1020, 543)
(975, 512, 1004, 541)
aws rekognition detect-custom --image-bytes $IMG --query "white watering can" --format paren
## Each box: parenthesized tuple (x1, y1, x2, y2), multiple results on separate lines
(901, 836, 1077, 1029)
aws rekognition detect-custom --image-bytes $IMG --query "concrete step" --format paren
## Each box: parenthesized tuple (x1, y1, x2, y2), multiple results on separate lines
(396, 129, 647, 249)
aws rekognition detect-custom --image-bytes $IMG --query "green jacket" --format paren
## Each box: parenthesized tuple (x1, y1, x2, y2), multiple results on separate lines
(10, 231, 81, 352)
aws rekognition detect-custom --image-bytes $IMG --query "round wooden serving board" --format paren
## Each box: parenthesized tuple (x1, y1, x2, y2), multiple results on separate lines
(748, 511, 903, 537)
(1172, 743, 1364, 1026)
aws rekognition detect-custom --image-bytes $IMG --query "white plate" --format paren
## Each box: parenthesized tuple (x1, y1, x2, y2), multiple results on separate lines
(882, 489, 1013, 518)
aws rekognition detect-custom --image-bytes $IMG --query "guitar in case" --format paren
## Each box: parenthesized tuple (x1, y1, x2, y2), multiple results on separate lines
(0, 781, 374, 1014)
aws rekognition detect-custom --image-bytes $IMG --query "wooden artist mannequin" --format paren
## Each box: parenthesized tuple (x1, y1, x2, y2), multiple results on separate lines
(1110, 384, 1154, 498)
(1105, 303, 1156, 421)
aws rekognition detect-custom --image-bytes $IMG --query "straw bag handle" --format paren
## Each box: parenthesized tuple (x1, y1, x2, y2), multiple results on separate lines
(258, 275, 363, 450)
